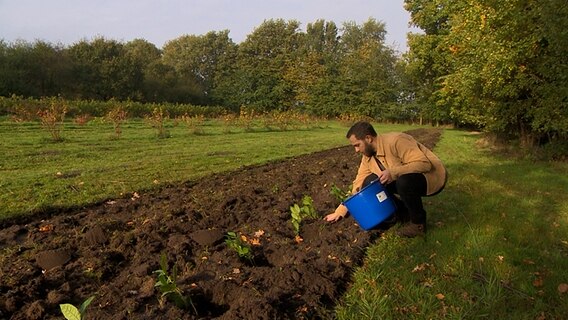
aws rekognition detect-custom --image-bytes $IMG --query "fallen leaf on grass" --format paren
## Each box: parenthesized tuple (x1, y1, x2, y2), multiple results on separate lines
(533, 278, 544, 287)
(522, 259, 535, 265)
(558, 283, 568, 294)
(435, 293, 445, 300)
(412, 263, 430, 273)
(294, 235, 303, 244)
(250, 238, 261, 246)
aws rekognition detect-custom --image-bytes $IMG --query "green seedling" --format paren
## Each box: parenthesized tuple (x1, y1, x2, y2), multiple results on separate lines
(290, 204, 303, 235)
(59, 296, 95, 320)
(300, 195, 318, 219)
(225, 231, 253, 261)
(330, 184, 351, 202)
(153, 252, 194, 311)
(290, 195, 318, 235)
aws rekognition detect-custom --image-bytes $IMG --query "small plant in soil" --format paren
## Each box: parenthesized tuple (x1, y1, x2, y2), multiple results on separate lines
(330, 184, 351, 202)
(225, 231, 253, 262)
(59, 295, 95, 320)
(153, 252, 194, 311)
(290, 195, 318, 236)
(290, 204, 302, 236)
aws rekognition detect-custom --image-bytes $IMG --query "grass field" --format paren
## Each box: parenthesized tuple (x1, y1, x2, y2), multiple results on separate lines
(0, 118, 417, 220)
(1, 118, 567, 318)
(336, 129, 568, 319)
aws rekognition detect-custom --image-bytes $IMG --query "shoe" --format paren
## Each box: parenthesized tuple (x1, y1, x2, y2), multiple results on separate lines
(396, 222, 426, 238)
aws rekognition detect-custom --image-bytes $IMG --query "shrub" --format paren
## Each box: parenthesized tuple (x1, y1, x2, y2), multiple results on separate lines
(37, 96, 68, 141)
(145, 107, 170, 138)
(105, 104, 128, 139)
(180, 114, 205, 135)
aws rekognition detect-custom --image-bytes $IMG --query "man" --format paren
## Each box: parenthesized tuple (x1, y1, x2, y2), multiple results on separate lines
(324, 121, 447, 237)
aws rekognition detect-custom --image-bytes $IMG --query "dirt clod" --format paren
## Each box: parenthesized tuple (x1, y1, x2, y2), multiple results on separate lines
(35, 249, 72, 270)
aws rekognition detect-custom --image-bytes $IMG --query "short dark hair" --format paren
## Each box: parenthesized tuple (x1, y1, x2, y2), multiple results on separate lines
(346, 121, 377, 139)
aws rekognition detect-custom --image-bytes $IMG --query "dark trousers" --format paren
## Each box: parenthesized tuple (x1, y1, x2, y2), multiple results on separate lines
(363, 173, 428, 225)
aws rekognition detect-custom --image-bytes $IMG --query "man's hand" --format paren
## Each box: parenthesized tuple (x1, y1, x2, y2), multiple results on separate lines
(324, 212, 343, 222)
(378, 169, 393, 184)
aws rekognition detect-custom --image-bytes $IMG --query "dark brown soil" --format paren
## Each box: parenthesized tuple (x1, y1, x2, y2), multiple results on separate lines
(0, 128, 442, 320)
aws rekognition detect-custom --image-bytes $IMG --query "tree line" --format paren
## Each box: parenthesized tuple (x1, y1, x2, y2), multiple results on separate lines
(0, 18, 408, 121)
(2, 5, 567, 150)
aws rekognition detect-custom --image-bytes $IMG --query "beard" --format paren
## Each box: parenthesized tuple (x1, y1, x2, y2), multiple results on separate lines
(363, 141, 376, 157)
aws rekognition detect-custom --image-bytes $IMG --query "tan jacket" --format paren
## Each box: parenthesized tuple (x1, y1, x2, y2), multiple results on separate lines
(335, 132, 447, 217)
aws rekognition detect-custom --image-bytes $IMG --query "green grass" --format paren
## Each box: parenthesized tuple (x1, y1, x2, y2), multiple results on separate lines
(0, 117, 417, 220)
(335, 130, 568, 319)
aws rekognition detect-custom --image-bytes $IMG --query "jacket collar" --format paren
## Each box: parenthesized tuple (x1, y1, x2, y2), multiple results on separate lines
(364, 135, 384, 162)
(375, 135, 385, 157)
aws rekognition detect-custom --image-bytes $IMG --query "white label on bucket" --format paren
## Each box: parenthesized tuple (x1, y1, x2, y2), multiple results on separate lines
(376, 191, 388, 203)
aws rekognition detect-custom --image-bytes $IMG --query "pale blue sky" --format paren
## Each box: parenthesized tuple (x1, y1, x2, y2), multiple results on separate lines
(0, 0, 419, 52)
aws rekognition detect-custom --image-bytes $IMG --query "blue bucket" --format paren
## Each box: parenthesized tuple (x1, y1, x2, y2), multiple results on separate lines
(343, 179, 396, 230)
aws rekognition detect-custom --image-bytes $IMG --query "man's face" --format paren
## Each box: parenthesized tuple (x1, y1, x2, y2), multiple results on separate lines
(348, 135, 376, 157)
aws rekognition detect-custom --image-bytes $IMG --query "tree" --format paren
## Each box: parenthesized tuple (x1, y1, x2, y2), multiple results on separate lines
(442, 0, 568, 144)
(336, 19, 399, 118)
(300, 20, 342, 116)
(405, 0, 568, 144)
(403, 0, 455, 125)
(0, 40, 71, 98)
(67, 37, 142, 100)
(234, 19, 302, 112)
(162, 31, 237, 106)
(124, 39, 162, 101)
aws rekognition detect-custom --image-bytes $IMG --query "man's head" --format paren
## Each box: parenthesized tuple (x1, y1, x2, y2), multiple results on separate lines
(346, 121, 377, 157)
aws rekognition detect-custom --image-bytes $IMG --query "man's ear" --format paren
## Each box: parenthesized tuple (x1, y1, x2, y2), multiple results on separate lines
(365, 135, 373, 143)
